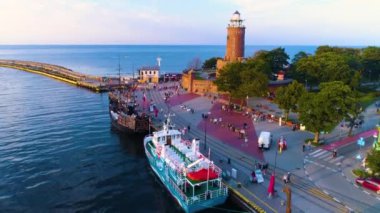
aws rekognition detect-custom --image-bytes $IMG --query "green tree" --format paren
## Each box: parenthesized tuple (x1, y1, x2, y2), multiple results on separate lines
(295, 52, 354, 87)
(215, 61, 268, 102)
(366, 149, 380, 177)
(345, 97, 363, 136)
(298, 81, 355, 143)
(292, 51, 309, 64)
(214, 62, 244, 96)
(315, 52, 354, 84)
(267, 47, 289, 74)
(274, 80, 306, 121)
(295, 56, 319, 89)
(288, 51, 310, 83)
(245, 57, 272, 78)
(202, 57, 221, 69)
(252, 50, 269, 61)
(361, 46, 380, 81)
(316, 46, 362, 71)
(316, 46, 360, 57)
(252, 48, 289, 78)
(349, 71, 361, 91)
(238, 66, 268, 98)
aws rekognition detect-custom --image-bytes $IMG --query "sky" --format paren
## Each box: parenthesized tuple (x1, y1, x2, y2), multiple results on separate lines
(0, 0, 379, 45)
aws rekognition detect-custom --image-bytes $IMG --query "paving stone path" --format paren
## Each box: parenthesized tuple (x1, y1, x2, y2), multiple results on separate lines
(197, 102, 264, 160)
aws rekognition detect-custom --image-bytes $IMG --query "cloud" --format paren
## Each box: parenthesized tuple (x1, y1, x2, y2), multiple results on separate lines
(0, 0, 379, 45)
(0, 0, 184, 44)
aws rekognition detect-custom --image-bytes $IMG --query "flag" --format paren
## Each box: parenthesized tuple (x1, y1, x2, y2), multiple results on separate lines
(267, 173, 275, 196)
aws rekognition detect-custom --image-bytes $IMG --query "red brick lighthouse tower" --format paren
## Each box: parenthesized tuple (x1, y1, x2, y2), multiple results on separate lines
(225, 11, 245, 61)
(216, 11, 245, 76)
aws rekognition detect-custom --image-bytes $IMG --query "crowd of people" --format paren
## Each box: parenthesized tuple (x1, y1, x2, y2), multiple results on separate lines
(202, 112, 249, 140)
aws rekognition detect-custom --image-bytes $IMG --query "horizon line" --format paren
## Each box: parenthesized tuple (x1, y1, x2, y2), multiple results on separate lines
(0, 43, 373, 47)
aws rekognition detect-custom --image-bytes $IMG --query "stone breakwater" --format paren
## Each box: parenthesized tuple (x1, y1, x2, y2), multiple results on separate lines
(0, 59, 123, 92)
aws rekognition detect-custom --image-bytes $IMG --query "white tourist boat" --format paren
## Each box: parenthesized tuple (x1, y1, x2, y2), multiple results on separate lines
(143, 115, 228, 213)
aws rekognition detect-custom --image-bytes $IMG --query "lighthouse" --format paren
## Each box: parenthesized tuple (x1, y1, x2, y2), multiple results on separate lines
(225, 11, 245, 62)
(216, 11, 246, 76)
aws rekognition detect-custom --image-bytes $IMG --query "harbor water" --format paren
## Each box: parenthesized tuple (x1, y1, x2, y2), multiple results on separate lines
(0, 45, 317, 212)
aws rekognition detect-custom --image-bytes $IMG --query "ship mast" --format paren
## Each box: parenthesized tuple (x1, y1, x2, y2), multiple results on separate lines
(119, 56, 122, 88)
(118, 56, 122, 101)
(206, 148, 211, 193)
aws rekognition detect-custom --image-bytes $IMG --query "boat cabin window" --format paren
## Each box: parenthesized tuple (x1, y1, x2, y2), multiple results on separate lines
(157, 137, 161, 142)
(161, 136, 166, 142)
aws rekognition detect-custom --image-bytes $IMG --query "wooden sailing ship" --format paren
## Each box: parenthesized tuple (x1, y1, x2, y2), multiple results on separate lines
(108, 61, 150, 134)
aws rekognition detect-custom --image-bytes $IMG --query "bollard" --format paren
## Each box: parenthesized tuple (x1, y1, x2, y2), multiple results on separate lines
(237, 182, 241, 188)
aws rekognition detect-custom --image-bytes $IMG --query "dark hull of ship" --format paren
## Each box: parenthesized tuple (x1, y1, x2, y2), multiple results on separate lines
(109, 114, 149, 135)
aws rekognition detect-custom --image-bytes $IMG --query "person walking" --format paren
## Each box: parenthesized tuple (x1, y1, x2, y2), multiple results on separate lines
(283, 172, 291, 184)
(283, 174, 288, 184)
(302, 144, 305, 152)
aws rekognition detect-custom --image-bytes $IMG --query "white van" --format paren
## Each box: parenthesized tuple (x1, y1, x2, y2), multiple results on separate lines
(258, 131, 272, 149)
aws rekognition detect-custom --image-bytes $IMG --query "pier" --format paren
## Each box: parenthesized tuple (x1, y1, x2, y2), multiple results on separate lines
(0, 59, 124, 92)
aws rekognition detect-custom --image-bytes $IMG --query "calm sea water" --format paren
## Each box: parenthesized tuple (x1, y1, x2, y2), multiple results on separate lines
(0, 45, 316, 212)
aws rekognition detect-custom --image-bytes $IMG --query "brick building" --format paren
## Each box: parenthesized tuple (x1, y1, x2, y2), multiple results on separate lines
(181, 69, 218, 94)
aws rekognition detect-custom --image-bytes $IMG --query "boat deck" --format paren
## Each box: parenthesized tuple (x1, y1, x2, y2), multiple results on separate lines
(184, 182, 219, 197)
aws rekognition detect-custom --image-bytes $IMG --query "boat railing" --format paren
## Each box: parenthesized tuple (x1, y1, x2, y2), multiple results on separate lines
(211, 164, 222, 176)
(186, 184, 228, 205)
(168, 176, 189, 204)
(166, 162, 228, 206)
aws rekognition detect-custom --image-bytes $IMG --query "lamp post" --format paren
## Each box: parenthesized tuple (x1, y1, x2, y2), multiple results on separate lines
(274, 146, 278, 175)
(204, 111, 211, 150)
(356, 137, 365, 160)
(204, 117, 207, 150)
(373, 126, 379, 151)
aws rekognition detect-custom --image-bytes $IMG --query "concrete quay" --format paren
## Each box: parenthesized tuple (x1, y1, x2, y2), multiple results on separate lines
(141, 82, 362, 213)
(0, 59, 123, 92)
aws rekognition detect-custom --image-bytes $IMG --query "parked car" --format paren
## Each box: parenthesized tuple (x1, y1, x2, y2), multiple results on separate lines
(254, 169, 264, 183)
(355, 178, 380, 194)
(258, 131, 272, 149)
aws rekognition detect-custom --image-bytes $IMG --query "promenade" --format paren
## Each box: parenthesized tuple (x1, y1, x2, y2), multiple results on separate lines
(139, 81, 380, 213)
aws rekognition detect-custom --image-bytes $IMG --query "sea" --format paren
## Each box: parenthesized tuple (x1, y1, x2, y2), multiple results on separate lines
(0, 45, 317, 212)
